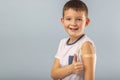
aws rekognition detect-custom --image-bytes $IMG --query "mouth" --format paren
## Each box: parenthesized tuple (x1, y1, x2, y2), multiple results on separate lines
(69, 27, 79, 31)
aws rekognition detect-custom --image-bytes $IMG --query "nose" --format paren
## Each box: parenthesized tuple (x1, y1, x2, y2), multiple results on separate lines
(71, 20, 77, 26)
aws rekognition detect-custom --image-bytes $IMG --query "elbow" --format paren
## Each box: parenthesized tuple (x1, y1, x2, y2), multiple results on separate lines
(51, 71, 62, 80)
(51, 72, 55, 79)
(51, 71, 54, 79)
(51, 71, 58, 80)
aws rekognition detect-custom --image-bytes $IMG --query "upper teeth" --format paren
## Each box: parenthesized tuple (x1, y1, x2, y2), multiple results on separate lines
(70, 27, 78, 29)
(70, 27, 78, 30)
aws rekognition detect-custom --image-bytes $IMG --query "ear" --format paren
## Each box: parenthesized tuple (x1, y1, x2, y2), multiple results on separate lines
(85, 18, 90, 27)
(61, 18, 64, 25)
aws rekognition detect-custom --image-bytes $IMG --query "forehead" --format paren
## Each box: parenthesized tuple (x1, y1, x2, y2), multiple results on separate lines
(64, 9, 86, 17)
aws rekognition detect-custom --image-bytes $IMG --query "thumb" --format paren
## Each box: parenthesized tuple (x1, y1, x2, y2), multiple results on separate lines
(73, 54, 77, 62)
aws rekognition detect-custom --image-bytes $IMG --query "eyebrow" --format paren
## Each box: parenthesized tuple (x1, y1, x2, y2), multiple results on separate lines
(64, 16, 84, 18)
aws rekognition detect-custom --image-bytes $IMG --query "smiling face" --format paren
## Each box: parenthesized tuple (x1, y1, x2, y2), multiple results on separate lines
(61, 9, 90, 39)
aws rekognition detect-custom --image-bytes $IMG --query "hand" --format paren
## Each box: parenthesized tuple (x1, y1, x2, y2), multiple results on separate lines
(71, 54, 84, 74)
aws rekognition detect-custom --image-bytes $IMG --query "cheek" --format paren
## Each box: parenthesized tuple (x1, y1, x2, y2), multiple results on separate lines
(63, 25, 68, 30)
(79, 22, 86, 27)
(77, 23, 83, 28)
(64, 20, 70, 25)
(64, 23, 69, 28)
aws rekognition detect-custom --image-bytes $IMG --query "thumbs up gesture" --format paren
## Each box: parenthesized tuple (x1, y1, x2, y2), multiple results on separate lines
(71, 54, 84, 74)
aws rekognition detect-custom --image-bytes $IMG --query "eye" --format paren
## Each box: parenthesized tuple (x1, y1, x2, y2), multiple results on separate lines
(65, 18, 71, 21)
(76, 18, 82, 21)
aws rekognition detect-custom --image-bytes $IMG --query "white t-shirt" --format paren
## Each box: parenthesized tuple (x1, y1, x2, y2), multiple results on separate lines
(55, 34, 96, 80)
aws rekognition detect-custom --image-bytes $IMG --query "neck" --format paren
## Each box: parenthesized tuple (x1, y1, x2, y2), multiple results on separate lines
(68, 34, 84, 44)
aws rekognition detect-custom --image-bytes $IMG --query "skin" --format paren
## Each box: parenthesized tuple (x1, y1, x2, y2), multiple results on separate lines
(51, 8, 96, 80)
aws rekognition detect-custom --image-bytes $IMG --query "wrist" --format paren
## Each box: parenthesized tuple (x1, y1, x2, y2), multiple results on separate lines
(69, 64, 74, 74)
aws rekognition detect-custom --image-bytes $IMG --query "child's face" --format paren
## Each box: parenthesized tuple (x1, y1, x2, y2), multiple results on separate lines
(61, 9, 90, 38)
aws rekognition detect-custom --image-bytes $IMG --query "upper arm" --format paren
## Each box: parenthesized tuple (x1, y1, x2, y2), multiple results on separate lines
(81, 41, 96, 80)
(51, 58, 60, 74)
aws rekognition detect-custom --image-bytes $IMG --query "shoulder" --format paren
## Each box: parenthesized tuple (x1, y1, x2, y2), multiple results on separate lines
(59, 37, 68, 44)
(57, 37, 68, 49)
(81, 41, 95, 55)
(78, 35, 95, 50)
(61, 37, 68, 41)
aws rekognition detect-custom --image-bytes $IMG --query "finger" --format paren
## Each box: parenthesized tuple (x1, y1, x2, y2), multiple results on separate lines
(75, 69, 83, 74)
(75, 62, 83, 66)
(73, 54, 77, 62)
(74, 65, 84, 70)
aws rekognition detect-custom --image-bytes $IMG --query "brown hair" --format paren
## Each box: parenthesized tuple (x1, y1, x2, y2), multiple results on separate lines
(62, 0, 88, 17)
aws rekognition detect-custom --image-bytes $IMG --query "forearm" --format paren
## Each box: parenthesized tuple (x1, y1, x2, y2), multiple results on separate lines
(51, 64, 73, 80)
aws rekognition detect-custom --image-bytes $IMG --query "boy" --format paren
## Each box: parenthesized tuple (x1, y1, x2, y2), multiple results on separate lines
(51, 0, 96, 80)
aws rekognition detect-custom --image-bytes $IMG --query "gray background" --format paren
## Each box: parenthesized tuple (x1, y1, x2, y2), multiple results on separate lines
(0, 0, 120, 80)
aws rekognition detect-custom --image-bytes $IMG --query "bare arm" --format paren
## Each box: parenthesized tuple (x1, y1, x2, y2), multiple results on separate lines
(81, 41, 96, 80)
(51, 58, 73, 80)
(51, 55, 84, 80)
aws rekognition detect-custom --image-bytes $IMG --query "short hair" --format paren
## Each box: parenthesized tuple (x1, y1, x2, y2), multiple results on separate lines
(62, 0, 88, 17)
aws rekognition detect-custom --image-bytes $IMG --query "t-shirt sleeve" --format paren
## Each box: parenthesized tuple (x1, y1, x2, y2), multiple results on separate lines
(55, 39, 64, 59)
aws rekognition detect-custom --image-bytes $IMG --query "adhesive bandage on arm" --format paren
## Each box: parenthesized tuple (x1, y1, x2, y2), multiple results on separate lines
(82, 53, 97, 69)
(82, 53, 96, 58)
